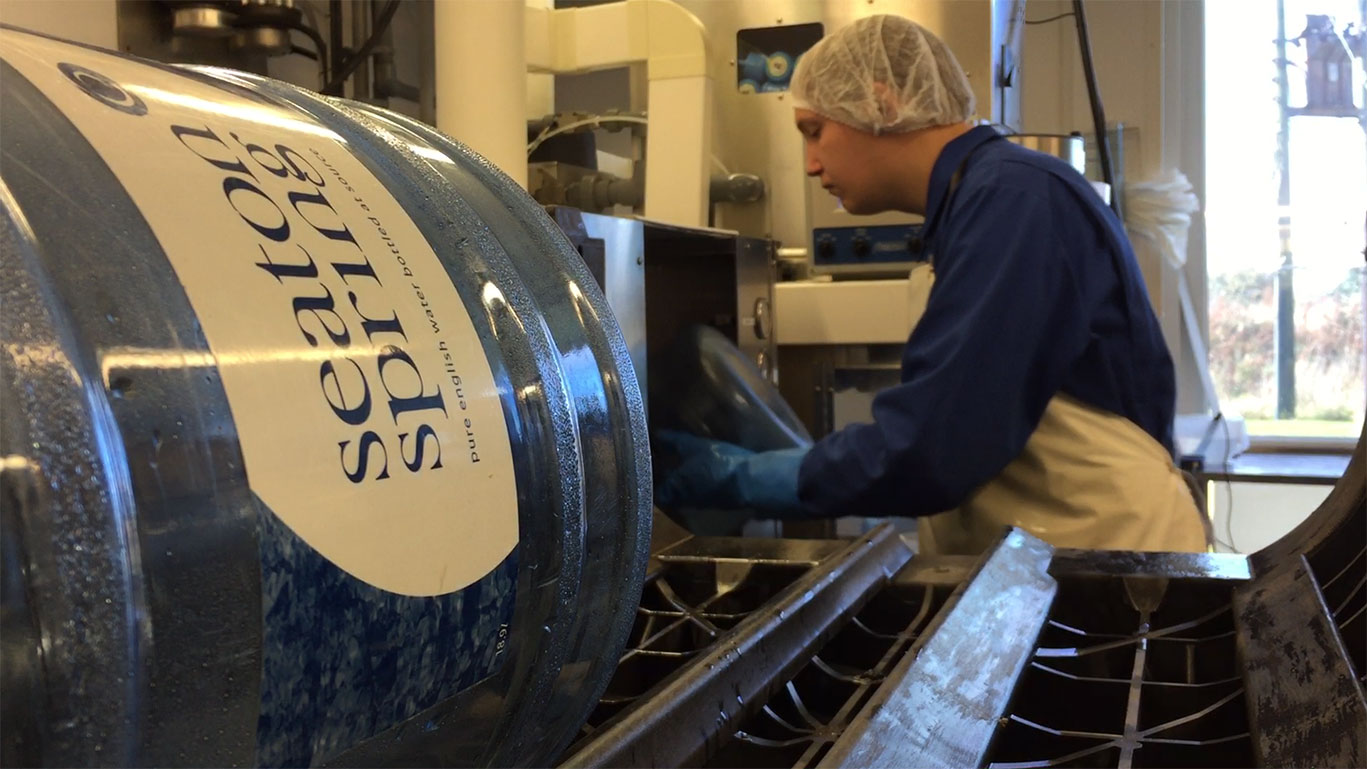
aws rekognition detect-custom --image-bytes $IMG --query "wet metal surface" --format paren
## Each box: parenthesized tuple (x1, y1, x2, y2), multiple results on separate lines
(819, 530, 1058, 769)
(889, 554, 980, 588)
(559, 525, 912, 769)
(1050, 549, 1252, 581)
(708, 580, 956, 768)
(984, 573, 1254, 768)
(652, 535, 853, 567)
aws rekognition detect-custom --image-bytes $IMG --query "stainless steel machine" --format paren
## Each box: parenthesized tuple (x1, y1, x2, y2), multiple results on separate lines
(4, 14, 1364, 769)
(547, 207, 779, 401)
(557, 435, 1365, 768)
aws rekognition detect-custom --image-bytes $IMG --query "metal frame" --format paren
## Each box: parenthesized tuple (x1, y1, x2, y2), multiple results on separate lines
(559, 429, 1364, 769)
(559, 525, 912, 768)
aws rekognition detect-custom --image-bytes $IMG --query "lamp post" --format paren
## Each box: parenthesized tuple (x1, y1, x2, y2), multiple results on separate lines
(1274, 0, 1297, 420)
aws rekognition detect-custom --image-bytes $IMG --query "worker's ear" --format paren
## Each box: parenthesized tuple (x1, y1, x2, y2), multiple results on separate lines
(871, 81, 899, 127)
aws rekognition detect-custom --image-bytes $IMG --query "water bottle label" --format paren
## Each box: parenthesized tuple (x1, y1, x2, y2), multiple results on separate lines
(2, 31, 518, 598)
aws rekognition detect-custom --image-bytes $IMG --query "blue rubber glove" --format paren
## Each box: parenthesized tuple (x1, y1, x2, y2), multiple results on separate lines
(654, 430, 809, 517)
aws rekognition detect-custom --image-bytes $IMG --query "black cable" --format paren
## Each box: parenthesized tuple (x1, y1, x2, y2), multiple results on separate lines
(289, 44, 319, 61)
(321, 0, 402, 97)
(288, 21, 328, 84)
(1200, 411, 1239, 552)
(294, 27, 327, 62)
(1071, 0, 1122, 218)
(329, 0, 344, 88)
(1026, 12, 1075, 25)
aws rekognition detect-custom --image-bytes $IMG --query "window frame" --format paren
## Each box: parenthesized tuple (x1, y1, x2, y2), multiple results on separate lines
(1171, 0, 1364, 454)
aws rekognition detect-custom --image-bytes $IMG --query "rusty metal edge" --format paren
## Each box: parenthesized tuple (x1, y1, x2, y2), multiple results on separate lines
(1234, 557, 1366, 768)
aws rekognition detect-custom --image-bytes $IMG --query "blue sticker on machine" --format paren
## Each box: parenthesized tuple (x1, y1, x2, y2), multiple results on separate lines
(254, 507, 516, 767)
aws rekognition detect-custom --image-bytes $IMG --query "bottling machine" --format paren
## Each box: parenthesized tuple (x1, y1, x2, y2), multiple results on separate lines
(2, 7, 1363, 769)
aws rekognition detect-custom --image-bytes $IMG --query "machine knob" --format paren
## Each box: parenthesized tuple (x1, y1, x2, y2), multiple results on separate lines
(852, 235, 871, 258)
(755, 348, 772, 380)
(753, 297, 770, 340)
(816, 236, 836, 260)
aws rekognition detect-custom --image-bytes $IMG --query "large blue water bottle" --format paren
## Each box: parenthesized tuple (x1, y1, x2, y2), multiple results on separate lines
(0, 26, 650, 768)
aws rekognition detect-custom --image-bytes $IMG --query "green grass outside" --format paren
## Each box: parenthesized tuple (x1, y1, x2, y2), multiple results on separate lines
(1245, 418, 1363, 438)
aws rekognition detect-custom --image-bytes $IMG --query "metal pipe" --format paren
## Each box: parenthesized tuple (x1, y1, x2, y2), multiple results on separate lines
(351, 0, 373, 100)
(372, 6, 419, 108)
(709, 173, 765, 204)
(434, 0, 527, 188)
(1275, 0, 1297, 418)
(328, 0, 343, 89)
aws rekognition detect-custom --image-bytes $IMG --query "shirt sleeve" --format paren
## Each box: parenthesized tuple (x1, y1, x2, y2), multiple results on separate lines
(797, 177, 1096, 517)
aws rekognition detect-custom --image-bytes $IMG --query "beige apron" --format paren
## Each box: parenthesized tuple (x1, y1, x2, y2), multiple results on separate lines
(905, 268, 1209, 556)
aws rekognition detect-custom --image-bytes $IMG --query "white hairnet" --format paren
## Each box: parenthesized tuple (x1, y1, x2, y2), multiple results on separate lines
(790, 15, 975, 134)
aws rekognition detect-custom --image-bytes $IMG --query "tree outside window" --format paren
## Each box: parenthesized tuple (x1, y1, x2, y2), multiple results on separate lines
(1206, 0, 1367, 440)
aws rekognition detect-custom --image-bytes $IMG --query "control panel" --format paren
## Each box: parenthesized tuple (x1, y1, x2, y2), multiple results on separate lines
(812, 223, 927, 271)
(806, 174, 927, 278)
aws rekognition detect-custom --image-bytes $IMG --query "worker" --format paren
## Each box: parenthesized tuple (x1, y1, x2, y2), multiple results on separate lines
(655, 14, 1209, 555)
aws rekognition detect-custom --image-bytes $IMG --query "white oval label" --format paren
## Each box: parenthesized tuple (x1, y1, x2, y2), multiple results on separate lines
(3, 30, 519, 597)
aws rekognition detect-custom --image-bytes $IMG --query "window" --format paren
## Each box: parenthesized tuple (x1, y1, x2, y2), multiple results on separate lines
(1205, 0, 1366, 442)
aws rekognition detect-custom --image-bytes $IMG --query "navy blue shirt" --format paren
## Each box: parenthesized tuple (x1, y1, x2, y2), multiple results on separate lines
(798, 126, 1178, 517)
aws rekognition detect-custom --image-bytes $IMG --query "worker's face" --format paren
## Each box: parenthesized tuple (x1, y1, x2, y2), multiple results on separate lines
(795, 108, 891, 215)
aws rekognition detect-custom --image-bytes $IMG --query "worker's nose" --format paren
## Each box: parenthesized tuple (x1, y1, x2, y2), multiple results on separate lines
(804, 148, 822, 177)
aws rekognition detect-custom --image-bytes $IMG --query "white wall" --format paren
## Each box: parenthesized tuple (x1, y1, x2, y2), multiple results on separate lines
(1021, 0, 1163, 178)
(1021, 0, 1210, 415)
(0, 0, 118, 49)
(1208, 481, 1334, 553)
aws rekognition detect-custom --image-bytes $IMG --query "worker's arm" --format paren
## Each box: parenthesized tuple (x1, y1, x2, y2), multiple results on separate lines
(798, 178, 1096, 517)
